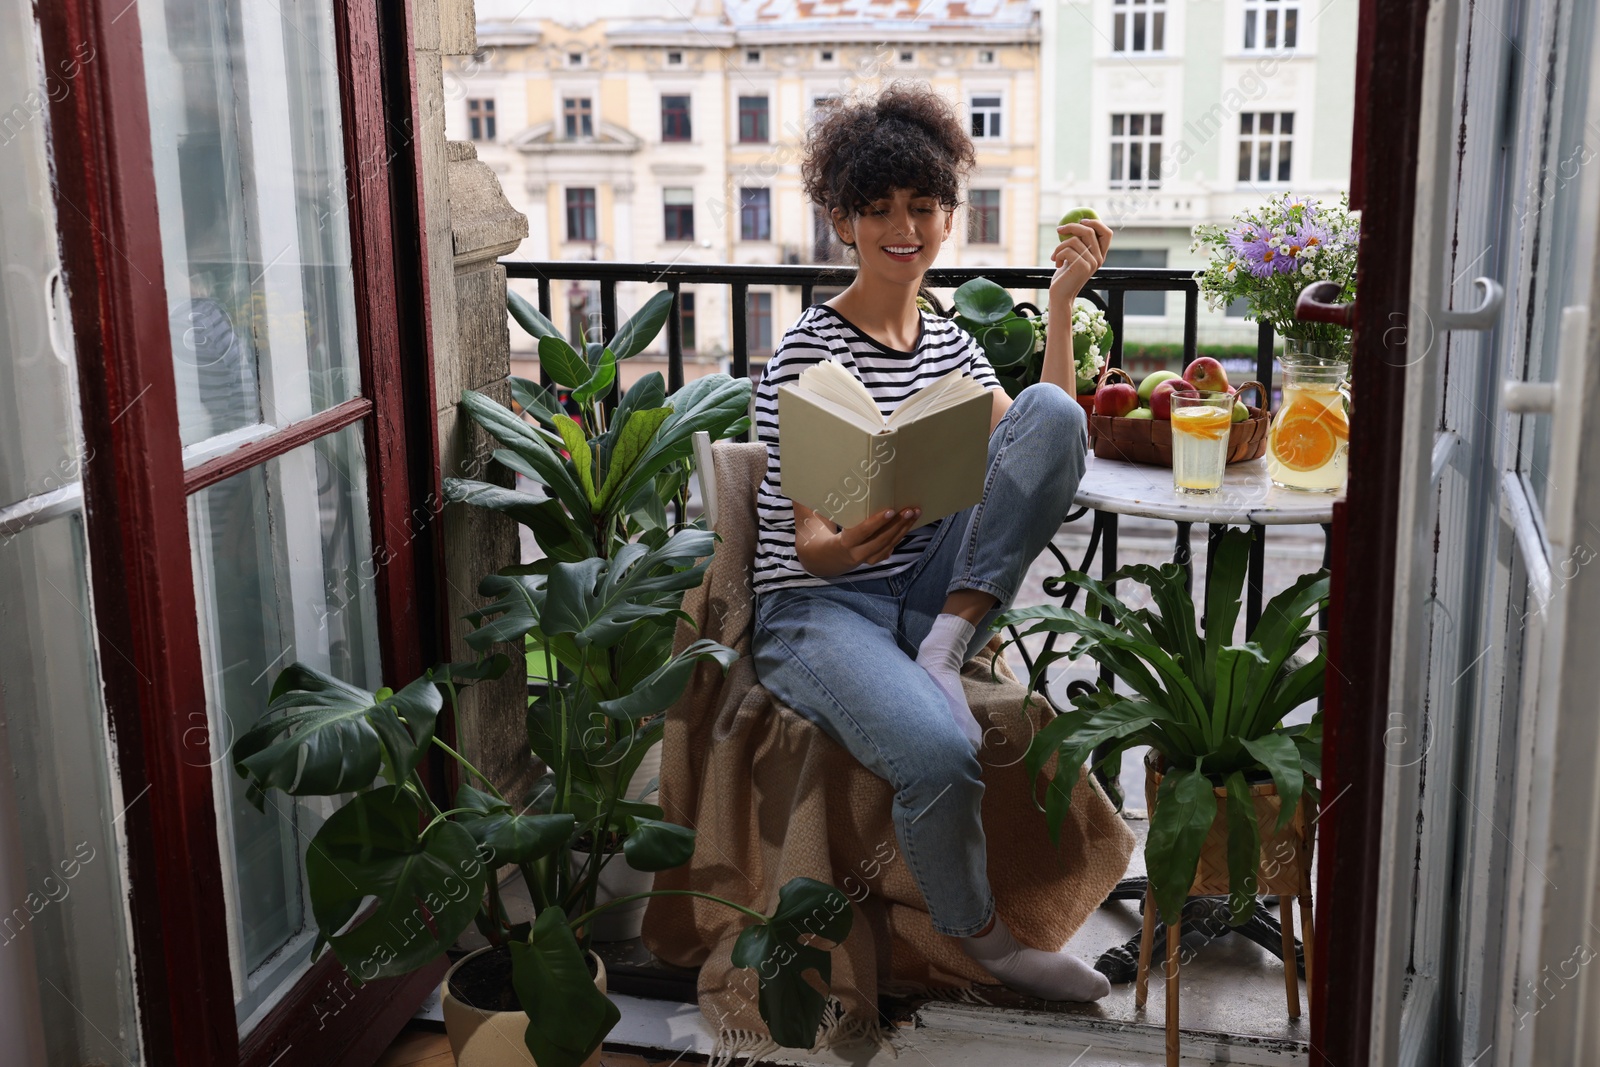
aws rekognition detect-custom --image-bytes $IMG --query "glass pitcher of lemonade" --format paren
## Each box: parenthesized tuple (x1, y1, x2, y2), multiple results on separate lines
(1267, 348, 1350, 493)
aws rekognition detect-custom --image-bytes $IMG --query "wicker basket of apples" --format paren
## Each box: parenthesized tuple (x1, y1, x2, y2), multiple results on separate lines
(1087, 360, 1270, 467)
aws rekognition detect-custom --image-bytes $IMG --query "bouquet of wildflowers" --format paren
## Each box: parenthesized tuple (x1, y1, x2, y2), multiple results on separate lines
(1192, 193, 1359, 350)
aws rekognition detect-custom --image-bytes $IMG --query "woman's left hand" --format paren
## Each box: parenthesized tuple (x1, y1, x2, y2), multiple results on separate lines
(1048, 220, 1113, 308)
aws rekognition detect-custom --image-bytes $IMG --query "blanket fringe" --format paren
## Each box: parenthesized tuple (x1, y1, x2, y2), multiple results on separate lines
(709, 997, 899, 1065)
(881, 980, 994, 1006)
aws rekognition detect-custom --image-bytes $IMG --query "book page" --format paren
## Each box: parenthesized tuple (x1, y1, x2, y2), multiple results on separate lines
(885, 369, 989, 429)
(794, 360, 882, 425)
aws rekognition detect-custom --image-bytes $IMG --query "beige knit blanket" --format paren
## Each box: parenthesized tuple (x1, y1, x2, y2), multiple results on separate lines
(640, 442, 1133, 1062)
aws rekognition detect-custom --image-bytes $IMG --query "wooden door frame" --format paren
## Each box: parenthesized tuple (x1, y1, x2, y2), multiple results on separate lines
(1310, 0, 1434, 1064)
(34, 1, 445, 1064)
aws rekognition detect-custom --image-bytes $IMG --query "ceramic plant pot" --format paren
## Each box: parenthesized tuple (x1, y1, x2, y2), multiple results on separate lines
(441, 945, 608, 1067)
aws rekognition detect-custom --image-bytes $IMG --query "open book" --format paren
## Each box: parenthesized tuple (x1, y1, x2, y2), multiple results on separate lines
(777, 360, 992, 528)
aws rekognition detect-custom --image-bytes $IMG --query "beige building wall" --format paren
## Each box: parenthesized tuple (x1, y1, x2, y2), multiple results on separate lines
(445, 2, 1043, 381)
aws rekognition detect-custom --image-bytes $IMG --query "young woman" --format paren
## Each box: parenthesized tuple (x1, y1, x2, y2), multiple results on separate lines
(749, 84, 1114, 1002)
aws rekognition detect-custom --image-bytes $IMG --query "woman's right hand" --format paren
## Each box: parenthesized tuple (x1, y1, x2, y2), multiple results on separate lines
(793, 502, 922, 577)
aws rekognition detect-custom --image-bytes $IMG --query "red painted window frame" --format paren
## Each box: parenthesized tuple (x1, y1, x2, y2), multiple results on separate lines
(35, 1, 447, 1065)
(660, 93, 692, 142)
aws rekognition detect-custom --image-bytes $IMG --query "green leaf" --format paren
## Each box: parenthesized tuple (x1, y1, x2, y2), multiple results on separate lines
(508, 288, 562, 341)
(459, 390, 592, 526)
(621, 817, 696, 871)
(512, 909, 621, 1067)
(1145, 766, 1219, 923)
(950, 277, 1015, 325)
(572, 349, 616, 405)
(1223, 772, 1262, 924)
(610, 290, 676, 359)
(978, 316, 1036, 367)
(730, 878, 853, 1048)
(429, 655, 512, 688)
(1114, 562, 1204, 695)
(1241, 733, 1305, 833)
(234, 666, 443, 801)
(539, 335, 592, 389)
(444, 478, 594, 561)
(554, 414, 598, 506)
(509, 376, 564, 432)
(1213, 643, 1269, 745)
(609, 375, 751, 508)
(1266, 650, 1328, 724)
(597, 638, 738, 720)
(455, 790, 575, 867)
(1203, 529, 1251, 682)
(540, 529, 715, 649)
(304, 787, 482, 980)
(596, 406, 673, 510)
(464, 573, 547, 652)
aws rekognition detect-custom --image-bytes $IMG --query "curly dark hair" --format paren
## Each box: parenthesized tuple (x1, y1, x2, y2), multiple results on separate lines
(801, 82, 976, 237)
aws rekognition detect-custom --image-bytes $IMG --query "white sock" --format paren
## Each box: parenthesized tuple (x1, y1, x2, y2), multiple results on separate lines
(916, 613, 983, 750)
(960, 912, 1112, 1002)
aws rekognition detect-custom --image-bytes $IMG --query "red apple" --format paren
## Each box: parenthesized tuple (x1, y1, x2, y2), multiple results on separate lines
(1149, 378, 1200, 420)
(1184, 357, 1232, 394)
(1094, 382, 1140, 418)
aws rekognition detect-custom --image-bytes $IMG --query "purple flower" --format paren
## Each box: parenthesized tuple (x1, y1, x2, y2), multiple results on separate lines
(1238, 229, 1296, 277)
(1282, 221, 1330, 261)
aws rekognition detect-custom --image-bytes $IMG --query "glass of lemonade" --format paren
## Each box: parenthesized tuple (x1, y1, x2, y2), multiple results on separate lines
(1171, 393, 1235, 494)
(1267, 352, 1350, 493)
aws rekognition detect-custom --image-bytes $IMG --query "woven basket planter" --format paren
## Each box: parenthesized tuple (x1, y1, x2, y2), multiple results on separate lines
(1136, 754, 1316, 1067)
(1086, 368, 1271, 467)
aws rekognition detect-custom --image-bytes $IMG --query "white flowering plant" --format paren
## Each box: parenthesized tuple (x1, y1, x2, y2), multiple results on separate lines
(941, 279, 1113, 396)
(1192, 192, 1359, 350)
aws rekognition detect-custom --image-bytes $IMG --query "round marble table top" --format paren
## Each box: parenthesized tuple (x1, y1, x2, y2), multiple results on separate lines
(1074, 454, 1340, 525)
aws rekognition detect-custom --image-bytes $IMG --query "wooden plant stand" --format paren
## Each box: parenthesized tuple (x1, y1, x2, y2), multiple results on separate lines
(1134, 761, 1315, 1067)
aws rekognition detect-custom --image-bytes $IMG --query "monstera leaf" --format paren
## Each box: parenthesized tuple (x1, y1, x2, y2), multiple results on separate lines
(232, 666, 444, 804)
(305, 786, 481, 979)
(453, 783, 575, 867)
(511, 909, 622, 1067)
(730, 878, 854, 1048)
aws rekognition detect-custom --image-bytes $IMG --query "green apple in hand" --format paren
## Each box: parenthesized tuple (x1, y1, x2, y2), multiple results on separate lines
(1059, 207, 1100, 226)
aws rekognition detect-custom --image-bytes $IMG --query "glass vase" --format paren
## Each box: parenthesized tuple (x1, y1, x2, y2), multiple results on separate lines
(1267, 340, 1351, 493)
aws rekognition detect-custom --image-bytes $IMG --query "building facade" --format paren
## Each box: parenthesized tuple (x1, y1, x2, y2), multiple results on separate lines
(1039, 0, 1358, 349)
(447, 0, 1042, 381)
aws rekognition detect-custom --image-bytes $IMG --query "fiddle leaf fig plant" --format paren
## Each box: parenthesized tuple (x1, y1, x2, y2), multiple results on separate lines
(997, 528, 1327, 926)
(233, 291, 853, 1067)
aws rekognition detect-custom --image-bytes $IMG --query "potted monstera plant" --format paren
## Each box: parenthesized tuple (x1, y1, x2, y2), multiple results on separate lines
(996, 528, 1327, 928)
(232, 291, 852, 1067)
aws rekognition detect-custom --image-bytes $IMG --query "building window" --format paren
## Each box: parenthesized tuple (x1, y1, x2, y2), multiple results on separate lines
(680, 291, 697, 352)
(739, 188, 772, 241)
(661, 94, 691, 142)
(747, 291, 774, 355)
(968, 189, 1001, 244)
(978, 48, 996, 63)
(566, 187, 597, 242)
(820, 48, 835, 63)
(667, 50, 683, 65)
(1110, 113, 1163, 188)
(1101, 249, 1169, 316)
(745, 48, 761, 63)
(900, 50, 915, 63)
(1112, 0, 1166, 52)
(1243, 0, 1299, 50)
(738, 95, 769, 142)
(1238, 112, 1294, 183)
(563, 97, 593, 139)
(663, 187, 695, 241)
(971, 95, 1003, 139)
(466, 98, 496, 141)
(567, 51, 584, 67)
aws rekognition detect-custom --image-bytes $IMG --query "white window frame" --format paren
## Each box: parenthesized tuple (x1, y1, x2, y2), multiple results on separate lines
(1112, 0, 1168, 53)
(1237, 111, 1295, 185)
(1109, 112, 1164, 189)
(970, 92, 1004, 140)
(1241, 0, 1300, 51)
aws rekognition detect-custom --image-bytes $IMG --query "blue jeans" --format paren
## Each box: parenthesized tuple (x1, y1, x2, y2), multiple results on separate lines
(751, 384, 1088, 936)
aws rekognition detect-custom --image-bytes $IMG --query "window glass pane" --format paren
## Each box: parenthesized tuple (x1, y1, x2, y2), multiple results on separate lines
(1114, 12, 1126, 49)
(1259, 142, 1273, 181)
(1280, 111, 1295, 134)
(1241, 112, 1255, 134)
(664, 188, 694, 205)
(1152, 12, 1165, 50)
(139, 0, 363, 449)
(0, 23, 79, 508)
(1102, 249, 1168, 316)
(1284, 9, 1298, 47)
(1131, 114, 1144, 136)
(1245, 9, 1257, 49)
(1226, 296, 1252, 317)
(1112, 113, 1125, 136)
(0, 518, 143, 1064)
(1265, 8, 1279, 47)
(1132, 10, 1146, 49)
(1149, 143, 1163, 182)
(1239, 139, 1253, 181)
(187, 424, 381, 1027)
(1278, 140, 1293, 181)
(1111, 142, 1124, 182)
(1150, 114, 1163, 136)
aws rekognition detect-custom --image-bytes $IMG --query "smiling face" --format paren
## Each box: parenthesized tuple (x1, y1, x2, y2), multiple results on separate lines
(834, 187, 954, 285)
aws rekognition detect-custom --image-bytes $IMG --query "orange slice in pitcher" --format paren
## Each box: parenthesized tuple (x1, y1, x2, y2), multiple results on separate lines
(1270, 399, 1339, 471)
